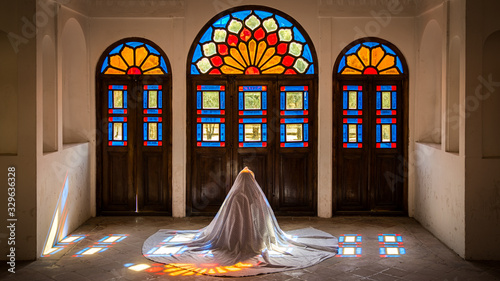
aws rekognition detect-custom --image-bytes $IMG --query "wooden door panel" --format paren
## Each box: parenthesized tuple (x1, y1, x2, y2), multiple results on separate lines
(338, 153, 367, 210)
(372, 154, 402, 210)
(238, 153, 269, 195)
(103, 151, 134, 211)
(137, 151, 169, 212)
(191, 152, 229, 214)
(276, 153, 314, 215)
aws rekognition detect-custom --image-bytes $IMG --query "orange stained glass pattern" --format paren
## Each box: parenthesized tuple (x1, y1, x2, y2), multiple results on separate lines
(191, 10, 315, 75)
(101, 41, 168, 75)
(338, 42, 404, 75)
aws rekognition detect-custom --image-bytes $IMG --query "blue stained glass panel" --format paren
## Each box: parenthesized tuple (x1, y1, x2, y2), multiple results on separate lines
(392, 92, 397, 109)
(283, 86, 306, 91)
(101, 57, 109, 73)
(143, 124, 147, 140)
(304, 124, 309, 141)
(396, 57, 403, 73)
(381, 44, 396, 55)
(200, 85, 223, 91)
(275, 15, 293, 27)
(282, 118, 306, 123)
(108, 123, 112, 141)
(220, 92, 225, 109)
(158, 123, 162, 140)
(146, 44, 160, 55)
(240, 118, 265, 123)
(221, 124, 225, 141)
(241, 143, 265, 147)
(199, 142, 223, 147)
(392, 125, 397, 142)
(158, 91, 162, 108)
(282, 143, 307, 147)
(191, 65, 199, 74)
(263, 124, 267, 141)
(242, 86, 263, 91)
(160, 57, 168, 73)
(345, 143, 360, 148)
(232, 10, 251, 20)
(338, 56, 346, 73)
(376, 125, 381, 142)
(239, 124, 244, 141)
(306, 65, 314, 74)
(293, 27, 306, 43)
(123, 123, 127, 140)
(345, 118, 360, 124)
(196, 124, 202, 141)
(358, 91, 362, 110)
(345, 44, 360, 55)
(280, 124, 285, 142)
(109, 44, 123, 55)
(197, 92, 202, 109)
(345, 85, 360, 91)
(239, 92, 244, 110)
(343, 125, 347, 142)
(379, 118, 394, 124)
(303, 44, 313, 62)
(363, 42, 380, 48)
(143, 91, 148, 109)
(200, 27, 213, 44)
(304, 91, 308, 110)
(357, 125, 362, 142)
(376, 92, 381, 109)
(379, 110, 394, 115)
(213, 15, 230, 27)
(108, 91, 113, 108)
(379, 143, 392, 148)
(254, 10, 273, 19)
(262, 92, 267, 109)
(280, 92, 285, 110)
(126, 41, 143, 48)
(343, 91, 348, 109)
(123, 91, 127, 108)
(379, 85, 393, 91)
(200, 117, 222, 122)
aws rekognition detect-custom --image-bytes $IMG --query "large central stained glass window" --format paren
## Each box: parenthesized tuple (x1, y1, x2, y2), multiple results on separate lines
(187, 6, 318, 216)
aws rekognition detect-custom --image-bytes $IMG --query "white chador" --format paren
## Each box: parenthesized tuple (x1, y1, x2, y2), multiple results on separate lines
(142, 167, 338, 277)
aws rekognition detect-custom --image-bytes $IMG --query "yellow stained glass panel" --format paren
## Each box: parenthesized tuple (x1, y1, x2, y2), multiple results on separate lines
(258, 47, 276, 68)
(371, 46, 385, 67)
(230, 48, 247, 68)
(113, 123, 123, 140)
(380, 68, 400, 75)
(238, 42, 250, 66)
(358, 46, 370, 67)
(261, 55, 281, 70)
(105, 68, 126, 74)
(135, 46, 148, 67)
(262, 65, 285, 74)
(113, 90, 123, 108)
(348, 91, 357, 109)
(377, 55, 395, 71)
(382, 124, 391, 142)
(141, 55, 159, 71)
(224, 57, 245, 70)
(382, 91, 391, 109)
(144, 68, 164, 74)
(149, 123, 158, 140)
(148, 91, 158, 108)
(286, 124, 302, 142)
(220, 65, 244, 74)
(244, 124, 261, 141)
(341, 68, 362, 75)
(109, 55, 128, 71)
(286, 92, 303, 109)
(248, 40, 257, 65)
(348, 124, 357, 142)
(346, 55, 364, 71)
(254, 41, 267, 66)
(203, 124, 219, 141)
(122, 46, 134, 67)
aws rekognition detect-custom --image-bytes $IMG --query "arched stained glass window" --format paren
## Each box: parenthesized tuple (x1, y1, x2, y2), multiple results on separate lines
(190, 9, 314, 75)
(337, 42, 403, 75)
(100, 41, 168, 75)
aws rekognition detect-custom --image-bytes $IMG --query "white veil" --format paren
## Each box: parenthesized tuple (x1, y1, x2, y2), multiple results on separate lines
(142, 168, 337, 277)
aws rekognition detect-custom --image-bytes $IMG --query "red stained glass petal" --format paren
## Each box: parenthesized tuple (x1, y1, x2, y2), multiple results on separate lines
(254, 27, 265, 41)
(266, 33, 277, 45)
(218, 44, 228, 55)
(210, 56, 223, 67)
(277, 43, 288, 55)
(127, 66, 142, 75)
(283, 56, 295, 67)
(245, 66, 260, 75)
(228, 35, 238, 47)
(240, 28, 252, 42)
(363, 66, 378, 74)
(285, 69, 297, 74)
(209, 69, 221, 74)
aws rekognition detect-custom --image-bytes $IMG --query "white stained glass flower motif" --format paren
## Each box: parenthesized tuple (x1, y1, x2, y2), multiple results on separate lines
(278, 29, 292, 42)
(203, 42, 216, 57)
(263, 18, 278, 32)
(197, 58, 212, 74)
(289, 42, 303, 57)
(293, 58, 309, 73)
(213, 29, 227, 42)
(228, 19, 243, 34)
(245, 15, 261, 30)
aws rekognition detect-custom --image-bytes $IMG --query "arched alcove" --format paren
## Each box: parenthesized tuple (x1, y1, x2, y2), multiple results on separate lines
(417, 20, 442, 144)
(42, 35, 58, 152)
(446, 35, 461, 153)
(186, 6, 318, 216)
(61, 18, 89, 144)
(482, 30, 500, 157)
(0, 30, 18, 154)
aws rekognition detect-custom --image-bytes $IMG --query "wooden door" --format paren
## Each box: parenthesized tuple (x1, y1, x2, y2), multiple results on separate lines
(98, 76, 171, 215)
(188, 77, 316, 216)
(334, 78, 406, 214)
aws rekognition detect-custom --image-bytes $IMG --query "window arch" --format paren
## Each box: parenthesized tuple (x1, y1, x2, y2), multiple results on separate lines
(187, 6, 318, 216)
(189, 9, 315, 75)
(96, 38, 172, 215)
(333, 37, 408, 215)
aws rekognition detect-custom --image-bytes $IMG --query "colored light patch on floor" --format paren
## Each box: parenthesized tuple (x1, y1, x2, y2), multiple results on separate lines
(337, 246, 362, 257)
(73, 246, 107, 257)
(338, 234, 362, 244)
(378, 234, 406, 257)
(41, 234, 87, 257)
(146, 246, 188, 257)
(125, 263, 151, 271)
(143, 262, 256, 276)
(167, 233, 197, 243)
(98, 234, 128, 244)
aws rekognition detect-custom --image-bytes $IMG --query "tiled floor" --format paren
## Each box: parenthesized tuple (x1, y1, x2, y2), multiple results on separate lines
(1, 216, 499, 280)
